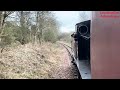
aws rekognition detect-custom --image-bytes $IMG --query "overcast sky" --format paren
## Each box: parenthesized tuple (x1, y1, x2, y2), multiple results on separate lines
(53, 11, 92, 33)
(8, 11, 92, 33)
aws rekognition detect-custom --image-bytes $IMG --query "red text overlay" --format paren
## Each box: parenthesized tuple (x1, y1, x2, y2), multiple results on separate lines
(100, 11, 120, 18)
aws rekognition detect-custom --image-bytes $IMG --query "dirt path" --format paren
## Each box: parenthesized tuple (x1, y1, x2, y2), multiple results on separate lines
(52, 45, 78, 79)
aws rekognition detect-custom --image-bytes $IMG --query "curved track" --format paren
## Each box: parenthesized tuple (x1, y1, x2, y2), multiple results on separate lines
(58, 42, 81, 79)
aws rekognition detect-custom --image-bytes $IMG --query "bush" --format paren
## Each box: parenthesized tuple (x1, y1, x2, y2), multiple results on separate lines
(44, 30, 57, 43)
(0, 26, 16, 47)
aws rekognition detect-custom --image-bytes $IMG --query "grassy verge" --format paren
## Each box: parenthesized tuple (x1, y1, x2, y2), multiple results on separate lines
(0, 42, 64, 79)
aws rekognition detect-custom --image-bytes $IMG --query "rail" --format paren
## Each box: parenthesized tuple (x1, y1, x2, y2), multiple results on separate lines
(57, 42, 81, 79)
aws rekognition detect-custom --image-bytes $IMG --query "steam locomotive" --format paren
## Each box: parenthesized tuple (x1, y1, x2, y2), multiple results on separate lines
(71, 11, 120, 79)
(71, 20, 91, 79)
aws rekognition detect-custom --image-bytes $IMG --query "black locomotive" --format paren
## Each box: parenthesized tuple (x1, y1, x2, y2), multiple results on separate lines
(71, 20, 90, 61)
(71, 20, 91, 79)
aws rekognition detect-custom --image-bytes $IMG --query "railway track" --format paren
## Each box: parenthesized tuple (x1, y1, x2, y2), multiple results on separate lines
(58, 42, 81, 79)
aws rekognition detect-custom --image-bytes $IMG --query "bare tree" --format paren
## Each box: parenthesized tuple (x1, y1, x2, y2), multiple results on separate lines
(16, 11, 32, 44)
(13, 11, 60, 45)
(0, 11, 14, 36)
(34, 11, 50, 44)
(0, 11, 15, 52)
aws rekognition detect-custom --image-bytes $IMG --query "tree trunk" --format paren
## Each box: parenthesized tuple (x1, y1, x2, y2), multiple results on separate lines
(0, 11, 5, 36)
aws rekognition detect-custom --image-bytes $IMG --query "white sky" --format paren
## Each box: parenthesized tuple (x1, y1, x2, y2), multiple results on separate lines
(53, 11, 92, 33)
